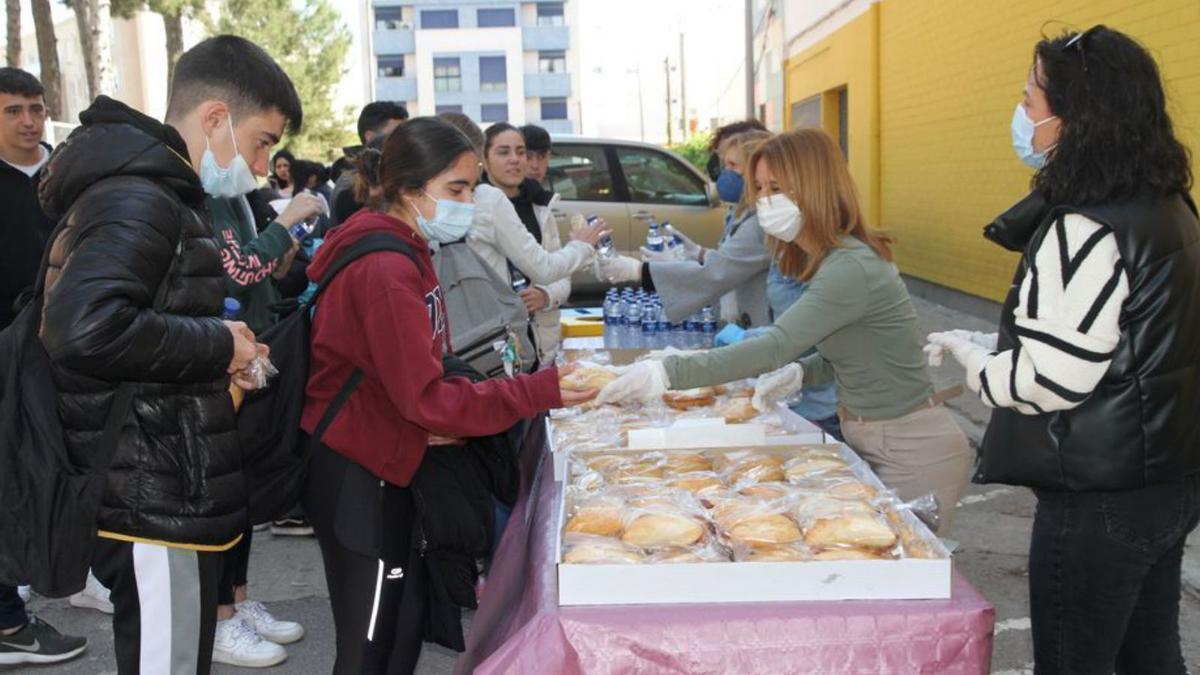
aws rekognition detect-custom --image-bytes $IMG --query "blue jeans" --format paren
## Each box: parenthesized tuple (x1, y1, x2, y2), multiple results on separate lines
(1029, 474, 1200, 674)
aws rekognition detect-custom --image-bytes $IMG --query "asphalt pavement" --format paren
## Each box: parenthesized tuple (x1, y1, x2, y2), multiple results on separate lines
(10, 295, 1200, 674)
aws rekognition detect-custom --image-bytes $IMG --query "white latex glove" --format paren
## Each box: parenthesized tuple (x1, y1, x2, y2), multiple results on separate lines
(597, 360, 670, 405)
(926, 332, 993, 392)
(924, 330, 998, 367)
(751, 363, 805, 413)
(664, 224, 704, 261)
(594, 254, 642, 283)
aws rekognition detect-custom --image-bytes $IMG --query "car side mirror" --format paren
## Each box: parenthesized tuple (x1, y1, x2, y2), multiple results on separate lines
(705, 183, 721, 208)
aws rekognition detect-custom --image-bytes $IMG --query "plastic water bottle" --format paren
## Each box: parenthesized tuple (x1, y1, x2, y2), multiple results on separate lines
(603, 289, 619, 325)
(223, 297, 242, 321)
(641, 301, 658, 334)
(645, 220, 664, 253)
(510, 267, 530, 293)
(625, 295, 643, 327)
(701, 305, 718, 333)
(591, 215, 615, 258)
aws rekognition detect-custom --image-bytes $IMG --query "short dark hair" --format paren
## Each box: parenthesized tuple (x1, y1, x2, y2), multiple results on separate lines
(520, 124, 551, 153)
(0, 68, 44, 98)
(166, 35, 303, 134)
(708, 119, 769, 179)
(290, 160, 325, 191)
(1033, 26, 1192, 205)
(355, 117, 477, 206)
(357, 101, 409, 143)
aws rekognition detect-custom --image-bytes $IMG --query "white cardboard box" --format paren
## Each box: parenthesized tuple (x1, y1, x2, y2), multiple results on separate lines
(555, 444, 952, 606)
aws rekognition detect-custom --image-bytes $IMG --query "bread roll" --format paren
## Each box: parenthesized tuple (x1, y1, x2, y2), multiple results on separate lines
(725, 513, 803, 547)
(662, 387, 717, 410)
(560, 365, 618, 392)
(611, 461, 666, 483)
(563, 541, 644, 564)
(663, 452, 713, 474)
(564, 504, 625, 537)
(621, 513, 706, 548)
(784, 457, 851, 482)
(713, 396, 758, 424)
(728, 455, 786, 484)
(738, 484, 790, 500)
(744, 544, 810, 562)
(804, 514, 897, 550)
(668, 474, 725, 494)
(826, 481, 878, 502)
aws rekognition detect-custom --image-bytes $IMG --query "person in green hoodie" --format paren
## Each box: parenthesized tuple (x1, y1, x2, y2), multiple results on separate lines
(207, 187, 322, 667)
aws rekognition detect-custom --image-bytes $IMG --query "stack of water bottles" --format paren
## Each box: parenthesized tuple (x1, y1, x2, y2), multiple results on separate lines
(602, 288, 717, 349)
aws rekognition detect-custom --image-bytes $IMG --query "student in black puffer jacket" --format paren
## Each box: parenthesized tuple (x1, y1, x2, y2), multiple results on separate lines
(37, 35, 303, 674)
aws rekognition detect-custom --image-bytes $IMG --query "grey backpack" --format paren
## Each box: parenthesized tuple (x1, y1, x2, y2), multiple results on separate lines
(432, 240, 536, 378)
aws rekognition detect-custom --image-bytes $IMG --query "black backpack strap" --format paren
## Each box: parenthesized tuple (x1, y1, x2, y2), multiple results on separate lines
(308, 233, 422, 441)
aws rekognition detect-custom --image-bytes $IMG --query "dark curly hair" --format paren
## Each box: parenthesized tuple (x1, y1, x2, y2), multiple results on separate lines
(1032, 25, 1192, 205)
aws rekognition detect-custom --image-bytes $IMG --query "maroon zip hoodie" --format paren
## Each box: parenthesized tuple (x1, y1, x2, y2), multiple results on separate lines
(301, 210, 562, 486)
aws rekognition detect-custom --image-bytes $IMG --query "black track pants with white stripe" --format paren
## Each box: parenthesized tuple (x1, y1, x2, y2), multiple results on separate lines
(93, 538, 221, 674)
(314, 491, 426, 674)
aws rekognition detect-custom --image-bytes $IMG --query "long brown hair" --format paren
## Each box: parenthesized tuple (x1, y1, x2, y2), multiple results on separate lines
(747, 129, 892, 281)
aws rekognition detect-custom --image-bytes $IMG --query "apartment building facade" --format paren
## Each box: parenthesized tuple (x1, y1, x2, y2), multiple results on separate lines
(371, 0, 581, 132)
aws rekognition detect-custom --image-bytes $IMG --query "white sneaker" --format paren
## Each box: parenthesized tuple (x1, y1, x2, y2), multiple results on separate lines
(16, 586, 30, 603)
(212, 617, 287, 668)
(68, 572, 113, 614)
(235, 600, 304, 645)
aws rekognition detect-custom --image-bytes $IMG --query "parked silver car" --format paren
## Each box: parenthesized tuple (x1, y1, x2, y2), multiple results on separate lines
(545, 136, 726, 295)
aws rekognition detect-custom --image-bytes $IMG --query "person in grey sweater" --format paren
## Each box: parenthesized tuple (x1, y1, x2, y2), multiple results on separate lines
(596, 130, 773, 327)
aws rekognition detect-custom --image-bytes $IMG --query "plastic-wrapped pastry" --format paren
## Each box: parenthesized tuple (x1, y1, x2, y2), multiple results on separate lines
(611, 460, 667, 484)
(621, 512, 706, 548)
(662, 452, 713, 474)
(727, 454, 786, 485)
(739, 543, 811, 562)
(560, 363, 619, 392)
(812, 548, 889, 561)
(564, 497, 626, 537)
(724, 513, 803, 548)
(662, 387, 717, 410)
(667, 473, 725, 495)
(784, 455, 851, 482)
(562, 534, 645, 564)
(646, 542, 732, 564)
(712, 395, 758, 424)
(803, 513, 898, 550)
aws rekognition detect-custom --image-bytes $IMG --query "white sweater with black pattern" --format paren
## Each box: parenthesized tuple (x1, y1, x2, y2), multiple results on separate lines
(965, 213, 1130, 414)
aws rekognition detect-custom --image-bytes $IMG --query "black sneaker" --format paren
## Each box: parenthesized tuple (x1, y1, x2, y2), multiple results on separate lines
(271, 517, 314, 537)
(0, 616, 87, 665)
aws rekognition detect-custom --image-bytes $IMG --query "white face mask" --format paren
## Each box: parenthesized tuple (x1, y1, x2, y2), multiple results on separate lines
(1011, 103, 1058, 170)
(756, 194, 803, 242)
(199, 113, 259, 198)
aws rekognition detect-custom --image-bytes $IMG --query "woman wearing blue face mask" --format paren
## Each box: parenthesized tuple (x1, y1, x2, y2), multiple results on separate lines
(299, 117, 597, 674)
(927, 26, 1200, 674)
(596, 130, 774, 327)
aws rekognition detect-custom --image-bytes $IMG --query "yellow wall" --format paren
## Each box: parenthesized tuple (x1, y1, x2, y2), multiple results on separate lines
(784, 5, 881, 226)
(785, 0, 1200, 302)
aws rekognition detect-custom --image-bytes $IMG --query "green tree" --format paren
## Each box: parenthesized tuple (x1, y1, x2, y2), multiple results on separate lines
(669, 132, 713, 175)
(218, 0, 354, 162)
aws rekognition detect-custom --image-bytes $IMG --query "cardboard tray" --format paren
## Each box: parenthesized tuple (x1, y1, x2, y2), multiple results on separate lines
(555, 444, 952, 606)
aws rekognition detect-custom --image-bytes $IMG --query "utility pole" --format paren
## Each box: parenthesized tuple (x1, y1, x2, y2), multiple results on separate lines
(665, 56, 673, 145)
(679, 33, 687, 139)
(744, 0, 755, 119)
(633, 66, 646, 142)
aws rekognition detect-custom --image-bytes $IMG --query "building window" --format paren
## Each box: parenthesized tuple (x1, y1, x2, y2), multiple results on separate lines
(538, 50, 566, 74)
(479, 56, 507, 92)
(377, 56, 404, 78)
(436, 104, 463, 114)
(434, 57, 462, 92)
(481, 104, 508, 123)
(541, 97, 568, 120)
(536, 2, 564, 26)
(477, 8, 515, 28)
(790, 94, 820, 130)
(421, 9, 458, 29)
(375, 7, 404, 30)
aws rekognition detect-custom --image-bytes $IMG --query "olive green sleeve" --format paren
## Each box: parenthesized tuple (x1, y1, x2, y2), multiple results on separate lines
(664, 254, 868, 389)
(800, 352, 835, 385)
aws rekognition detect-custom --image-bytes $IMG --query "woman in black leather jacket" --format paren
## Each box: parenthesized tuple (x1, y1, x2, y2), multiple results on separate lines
(930, 26, 1200, 674)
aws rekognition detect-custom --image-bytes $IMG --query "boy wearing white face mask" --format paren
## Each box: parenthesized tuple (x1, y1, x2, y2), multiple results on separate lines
(599, 129, 972, 533)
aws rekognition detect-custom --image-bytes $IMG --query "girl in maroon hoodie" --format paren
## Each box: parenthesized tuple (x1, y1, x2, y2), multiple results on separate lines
(300, 117, 595, 674)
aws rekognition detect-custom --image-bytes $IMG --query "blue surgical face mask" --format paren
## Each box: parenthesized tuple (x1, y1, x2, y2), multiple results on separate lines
(199, 113, 259, 198)
(1011, 103, 1058, 170)
(716, 169, 745, 203)
(409, 191, 475, 243)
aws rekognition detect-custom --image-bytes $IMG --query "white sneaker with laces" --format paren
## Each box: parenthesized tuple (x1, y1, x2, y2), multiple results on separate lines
(235, 600, 304, 645)
(68, 572, 113, 614)
(212, 616, 287, 668)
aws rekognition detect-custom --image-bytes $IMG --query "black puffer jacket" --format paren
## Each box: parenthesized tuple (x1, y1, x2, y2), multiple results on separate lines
(37, 97, 243, 549)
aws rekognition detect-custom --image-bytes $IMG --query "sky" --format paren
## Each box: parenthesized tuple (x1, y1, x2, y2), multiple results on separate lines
(576, 0, 749, 143)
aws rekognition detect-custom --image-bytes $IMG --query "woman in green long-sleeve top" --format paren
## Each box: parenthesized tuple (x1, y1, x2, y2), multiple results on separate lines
(598, 129, 971, 532)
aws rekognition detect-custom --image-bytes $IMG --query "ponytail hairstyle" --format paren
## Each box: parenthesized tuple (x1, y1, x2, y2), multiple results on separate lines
(353, 116, 478, 210)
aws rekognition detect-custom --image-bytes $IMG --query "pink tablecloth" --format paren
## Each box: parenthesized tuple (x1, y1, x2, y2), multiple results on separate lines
(456, 421, 995, 675)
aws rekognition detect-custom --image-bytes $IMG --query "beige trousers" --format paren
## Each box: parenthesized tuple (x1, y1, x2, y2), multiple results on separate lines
(840, 405, 973, 534)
